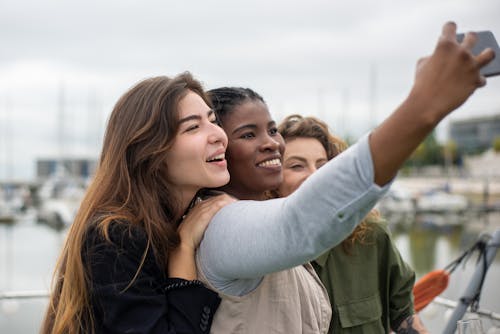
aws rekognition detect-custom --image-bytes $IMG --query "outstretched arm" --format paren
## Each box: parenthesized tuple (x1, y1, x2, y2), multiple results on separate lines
(198, 22, 495, 296)
(199, 135, 390, 295)
(370, 22, 494, 186)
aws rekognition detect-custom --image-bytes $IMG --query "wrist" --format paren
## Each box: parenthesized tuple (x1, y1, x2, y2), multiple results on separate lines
(171, 240, 197, 255)
(168, 244, 197, 280)
(404, 89, 444, 129)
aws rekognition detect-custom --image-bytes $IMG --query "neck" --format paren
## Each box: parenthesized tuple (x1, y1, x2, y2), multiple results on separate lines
(174, 187, 199, 219)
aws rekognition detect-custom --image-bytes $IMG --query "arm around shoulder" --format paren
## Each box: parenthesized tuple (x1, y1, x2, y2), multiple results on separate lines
(84, 222, 219, 334)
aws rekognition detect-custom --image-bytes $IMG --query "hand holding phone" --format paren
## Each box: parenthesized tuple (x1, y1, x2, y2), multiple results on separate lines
(456, 30, 500, 77)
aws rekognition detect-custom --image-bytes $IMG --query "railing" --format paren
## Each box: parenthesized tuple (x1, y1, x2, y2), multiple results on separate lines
(0, 290, 49, 300)
(433, 296, 500, 322)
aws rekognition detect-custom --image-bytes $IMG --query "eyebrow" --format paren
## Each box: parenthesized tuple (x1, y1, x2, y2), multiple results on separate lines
(178, 110, 214, 125)
(285, 156, 307, 163)
(285, 156, 328, 163)
(232, 121, 276, 135)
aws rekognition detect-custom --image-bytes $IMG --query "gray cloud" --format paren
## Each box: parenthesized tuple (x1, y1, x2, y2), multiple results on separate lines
(1, 0, 500, 179)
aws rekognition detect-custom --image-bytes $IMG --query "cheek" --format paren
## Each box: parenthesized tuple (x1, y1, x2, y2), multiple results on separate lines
(281, 171, 301, 193)
(227, 142, 252, 164)
(278, 138, 286, 154)
(169, 142, 202, 167)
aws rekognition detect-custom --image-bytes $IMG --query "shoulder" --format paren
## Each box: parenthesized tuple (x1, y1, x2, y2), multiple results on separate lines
(86, 220, 147, 248)
(365, 216, 392, 241)
(84, 220, 151, 268)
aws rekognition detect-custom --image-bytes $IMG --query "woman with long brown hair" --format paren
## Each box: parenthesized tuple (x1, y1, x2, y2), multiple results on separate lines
(41, 73, 235, 334)
(277, 114, 427, 333)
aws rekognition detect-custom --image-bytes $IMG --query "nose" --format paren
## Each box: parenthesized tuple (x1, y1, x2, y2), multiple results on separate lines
(305, 166, 316, 177)
(301, 165, 317, 182)
(208, 122, 228, 146)
(310, 164, 320, 173)
(260, 135, 281, 152)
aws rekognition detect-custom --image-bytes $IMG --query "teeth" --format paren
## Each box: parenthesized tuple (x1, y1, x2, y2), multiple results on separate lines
(207, 153, 225, 162)
(258, 158, 282, 167)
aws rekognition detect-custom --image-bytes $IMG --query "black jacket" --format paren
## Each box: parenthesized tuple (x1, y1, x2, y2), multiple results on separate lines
(83, 222, 220, 334)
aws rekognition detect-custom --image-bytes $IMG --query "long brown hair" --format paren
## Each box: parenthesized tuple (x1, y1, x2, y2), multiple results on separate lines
(41, 72, 211, 334)
(277, 114, 380, 254)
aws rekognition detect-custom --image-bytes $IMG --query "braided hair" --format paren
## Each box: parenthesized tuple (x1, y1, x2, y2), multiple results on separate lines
(208, 87, 265, 123)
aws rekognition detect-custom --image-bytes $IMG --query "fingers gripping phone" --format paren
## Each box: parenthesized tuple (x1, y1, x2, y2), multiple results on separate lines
(456, 30, 500, 77)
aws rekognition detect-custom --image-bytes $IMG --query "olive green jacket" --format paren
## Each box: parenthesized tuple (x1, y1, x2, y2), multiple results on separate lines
(312, 220, 415, 333)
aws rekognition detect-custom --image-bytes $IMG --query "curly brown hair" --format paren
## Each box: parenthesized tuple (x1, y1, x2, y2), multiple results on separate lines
(277, 114, 380, 254)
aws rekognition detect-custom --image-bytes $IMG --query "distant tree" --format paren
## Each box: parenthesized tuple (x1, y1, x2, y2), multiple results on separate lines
(424, 131, 443, 164)
(411, 142, 426, 166)
(443, 140, 458, 165)
(494, 137, 500, 153)
(405, 130, 443, 166)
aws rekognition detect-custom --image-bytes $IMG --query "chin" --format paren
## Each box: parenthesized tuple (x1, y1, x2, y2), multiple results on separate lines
(209, 175, 230, 188)
(255, 182, 280, 194)
(266, 179, 283, 190)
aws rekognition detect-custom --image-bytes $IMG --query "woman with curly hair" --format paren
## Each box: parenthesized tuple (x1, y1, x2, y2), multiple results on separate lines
(277, 114, 428, 333)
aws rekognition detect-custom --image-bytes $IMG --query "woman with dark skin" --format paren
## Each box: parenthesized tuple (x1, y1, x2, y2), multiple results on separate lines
(193, 23, 494, 333)
(208, 86, 333, 333)
(277, 114, 428, 333)
(41, 73, 235, 334)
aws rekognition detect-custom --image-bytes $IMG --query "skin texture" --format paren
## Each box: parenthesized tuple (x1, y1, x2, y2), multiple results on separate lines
(165, 91, 230, 208)
(219, 100, 285, 200)
(278, 137, 328, 197)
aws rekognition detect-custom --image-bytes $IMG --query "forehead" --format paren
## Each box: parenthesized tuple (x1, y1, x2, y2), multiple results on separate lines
(284, 137, 327, 159)
(223, 100, 272, 127)
(178, 91, 210, 117)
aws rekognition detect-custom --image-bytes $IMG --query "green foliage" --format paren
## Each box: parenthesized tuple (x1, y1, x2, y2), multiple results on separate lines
(493, 137, 500, 153)
(405, 131, 444, 166)
(443, 140, 458, 164)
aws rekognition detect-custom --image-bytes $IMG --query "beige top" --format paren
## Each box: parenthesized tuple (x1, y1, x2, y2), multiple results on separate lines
(197, 262, 332, 334)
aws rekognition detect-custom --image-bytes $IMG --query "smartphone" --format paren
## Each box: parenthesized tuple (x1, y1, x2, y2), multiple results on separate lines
(456, 30, 500, 77)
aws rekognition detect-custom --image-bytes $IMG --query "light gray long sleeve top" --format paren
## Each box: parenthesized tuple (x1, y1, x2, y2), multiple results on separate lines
(197, 134, 391, 296)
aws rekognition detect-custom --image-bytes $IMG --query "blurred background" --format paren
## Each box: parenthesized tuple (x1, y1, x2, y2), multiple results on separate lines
(1, 0, 500, 332)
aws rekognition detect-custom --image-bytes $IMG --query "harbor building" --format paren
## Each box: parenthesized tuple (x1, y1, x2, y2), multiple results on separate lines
(449, 113, 500, 154)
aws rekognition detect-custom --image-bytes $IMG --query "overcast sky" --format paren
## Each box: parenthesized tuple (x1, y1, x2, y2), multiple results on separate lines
(1, 0, 500, 180)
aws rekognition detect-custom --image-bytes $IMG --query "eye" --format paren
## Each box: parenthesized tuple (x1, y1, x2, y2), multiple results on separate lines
(240, 132, 255, 139)
(269, 127, 278, 135)
(289, 164, 304, 170)
(183, 124, 199, 133)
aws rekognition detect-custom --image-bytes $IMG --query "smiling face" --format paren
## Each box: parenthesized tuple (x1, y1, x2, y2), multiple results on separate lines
(278, 137, 328, 197)
(219, 100, 285, 200)
(164, 91, 230, 205)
